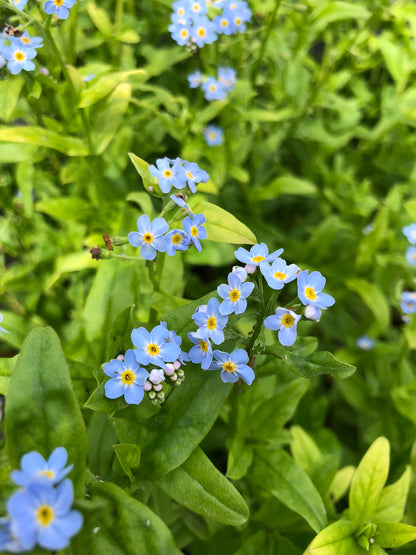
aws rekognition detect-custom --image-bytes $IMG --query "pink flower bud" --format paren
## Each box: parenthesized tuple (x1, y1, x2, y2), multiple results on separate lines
(245, 263, 256, 274)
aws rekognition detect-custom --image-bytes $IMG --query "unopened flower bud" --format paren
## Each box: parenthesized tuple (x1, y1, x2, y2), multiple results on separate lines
(156, 391, 165, 401)
(148, 390, 156, 400)
(245, 263, 256, 274)
(304, 304, 321, 321)
(143, 381, 152, 392)
(232, 266, 248, 282)
(173, 360, 181, 370)
(116, 354, 124, 362)
(170, 373, 178, 381)
(177, 369, 184, 378)
(149, 369, 165, 385)
(154, 383, 163, 392)
(165, 364, 175, 376)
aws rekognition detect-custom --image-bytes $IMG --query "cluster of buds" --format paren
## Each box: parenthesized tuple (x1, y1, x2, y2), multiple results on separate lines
(143, 363, 185, 405)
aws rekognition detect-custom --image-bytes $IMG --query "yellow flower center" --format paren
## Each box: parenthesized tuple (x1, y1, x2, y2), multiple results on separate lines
(147, 343, 160, 356)
(180, 29, 189, 38)
(407, 303, 413, 309)
(223, 361, 236, 373)
(38, 470, 55, 479)
(209, 85, 216, 92)
(186, 171, 194, 180)
(282, 314, 295, 327)
(252, 255, 265, 263)
(37, 505, 54, 527)
(171, 233, 182, 245)
(163, 169, 173, 178)
(121, 370, 135, 384)
(209, 132, 216, 139)
(305, 287, 317, 301)
(199, 340, 208, 352)
(21, 37, 31, 44)
(197, 28, 206, 38)
(54, 0, 64, 5)
(191, 226, 198, 237)
(14, 51, 25, 62)
(274, 272, 287, 280)
(235, 17, 242, 25)
(221, 19, 228, 27)
(193, 3, 200, 11)
(143, 233, 154, 244)
(229, 289, 240, 301)
(178, 8, 184, 15)
(207, 317, 217, 330)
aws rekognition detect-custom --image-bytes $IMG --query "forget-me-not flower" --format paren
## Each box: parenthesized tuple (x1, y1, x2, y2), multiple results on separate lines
(104, 349, 149, 404)
(11, 0, 28, 10)
(191, 16, 217, 48)
(2, 43, 37, 74)
(192, 297, 228, 344)
(149, 158, 185, 193)
(128, 215, 169, 261)
(208, 349, 255, 385)
(188, 70, 203, 88)
(204, 125, 224, 146)
(163, 229, 189, 256)
(11, 447, 73, 487)
(297, 270, 335, 309)
(10, 30, 43, 49)
(183, 213, 207, 251)
(260, 258, 299, 290)
(44, 0, 76, 19)
(178, 161, 209, 193)
(218, 67, 236, 91)
(188, 331, 213, 369)
(264, 307, 301, 347)
(235, 243, 284, 267)
(131, 324, 181, 369)
(401, 291, 416, 314)
(170, 193, 194, 216)
(403, 223, 416, 245)
(406, 246, 416, 266)
(217, 272, 254, 315)
(356, 336, 375, 350)
(202, 77, 227, 101)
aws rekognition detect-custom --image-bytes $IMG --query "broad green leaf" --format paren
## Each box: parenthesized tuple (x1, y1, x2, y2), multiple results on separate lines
(0, 126, 88, 156)
(271, 347, 356, 379)
(0, 143, 39, 163)
(373, 467, 411, 522)
(329, 466, 355, 503)
(0, 77, 24, 122)
(250, 447, 327, 533)
(45, 251, 98, 290)
(78, 69, 145, 108)
(5, 327, 87, 493)
(87, 412, 118, 480)
(128, 153, 161, 196)
(190, 200, 257, 245)
(254, 176, 317, 201)
(348, 279, 390, 332)
(35, 197, 94, 223)
(309, 2, 370, 35)
(376, 522, 416, 548)
(405, 199, 416, 220)
(349, 437, 390, 523)
(85, 481, 182, 554)
(305, 519, 358, 555)
(93, 83, 131, 154)
(291, 426, 322, 470)
(126, 191, 154, 217)
(113, 444, 141, 482)
(157, 447, 249, 526)
(15, 161, 34, 218)
(0, 355, 17, 396)
(308, 454, 339, 499)
(87, 3, 113, 35)
(227, 435, 253, 480)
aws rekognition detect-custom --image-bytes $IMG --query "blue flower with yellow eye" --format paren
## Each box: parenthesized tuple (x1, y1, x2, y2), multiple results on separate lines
(208, 349, 255, 385)
(44, 0, 76, 19)
(188, 331, 213, 369)
(11, 448, 73, 487)
(104, 350, 149, 404)
(264, 307, 301, 347)
(183, 213, 207, 251)
(169, 21, 192, 46)
(10, 30, 43, 49)
(217, 272, 254, 315)
(191, 16, 217, 47)
(235, 243, 283, 267)
(192, 297, 228, 345)
(131, 325, 181, 369)
(128, 215, 169, 261)
(188, 70, 203, 88)
(10, 0, 28, 10)
(178, 161, 209, 192)
(149, 158, 185, 193)
(356, 336, 375, 350)
(401, 291, 416, 314)
(202, 77, 227, 101)
(163, 229, 189, 256)
(218, 67, 236, 91)
(2, 43, 37, 74)
(260, 258, 299, 290)
(297, 270, 335, 309)
(204, 125, 224, 146)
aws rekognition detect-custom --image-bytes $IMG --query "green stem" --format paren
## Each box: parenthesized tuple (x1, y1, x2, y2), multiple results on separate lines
(68, 1, 78, 65)
(114, 0, 125, 67)
(251, 0, 282, 84)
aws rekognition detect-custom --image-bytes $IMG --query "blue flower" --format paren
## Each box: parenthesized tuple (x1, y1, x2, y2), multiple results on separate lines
(264, 307, 301, 347)
(163, 229, 189, 256)
(356, 336, 375, 350)
(401, 291, 416, 314)
(169, 21, 192, 46)
(128, 215, 169, 261)
(178, 160, 209, 193)
(183, 213, 207, 251)
(202, 77, 227, 101)
(208, 349, 255, 385)
(104, 350, 149, 404)
(171, 0, 191, 23)
(10, 0, 28, 10)
(0, 313, 9, 335)
(217, 272, 254, 315)
(218, 67, 236, 91)
(11, 447, 73, 487)
(191, 16, 218, 47)
(297, 270, 335, 309)
(149, 158, 185, 193)
(161, 321, 189, 364)
(234, 243, 283, 266)
(44, 0, 76, 19)
(131, 324, 181, 369)
(2, 44, 37, 75)
(204, 125, 224, 146)
(188, 70, 203, 88)
(10, 30, 43, 49)
(188, 331, 213, 369)
(260, 258, 299, 290)
(170, 193, 194, 216)
(214, 12, 234, 35)
(0, 518, 25, 553)
(192, 297, 228, 344)
(7, 479, 83, 551)
(403, 223, 416, 245)
(406, 246, 416, 266)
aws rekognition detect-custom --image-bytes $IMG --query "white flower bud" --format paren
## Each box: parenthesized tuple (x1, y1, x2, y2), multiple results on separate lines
(149, 369, 165, 385)
(232, 266, 248, 282)
(154, 383, 163, 392)
(164, 363, 175, 376)
(304, 304, 321, 321)
(245, 263, 256, 274)
(143, 381, 152, 392)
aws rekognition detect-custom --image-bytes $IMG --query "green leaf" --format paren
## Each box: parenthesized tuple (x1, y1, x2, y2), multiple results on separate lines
(250, 447, 327, 533)
(93, 83, 132, 154)
(375, 522, 416, 548)
(0, 355, 17, 396)
(271, 347, 356, 379)
(291, 426, 322, 470)
(157, 447, 249, 526)
(190, 200, 257, 245)
(0, 77, 24, 122)
(227, 435, 253, 481)
(35, 197, 94, 223)
(87, 412, 118, 479)
(349, 437, 390, 523)
(78, 69, 145, 108)
(346, 279, 390, 333)
(4, 327, 87, 493)
(329, 466, 355, 503)
(113, 444, 141, 482)
(85, 481, 182, 554)
(45, 251, 98, 291)
(87, 3, 114, 35)
(304, 519, 359, 555)
(405, 199, 416, 220)
(128, 153, 161, 197)
(253, 176, 317, 201)
(373, 467, 411, 522)
(0, 126, 88, 156)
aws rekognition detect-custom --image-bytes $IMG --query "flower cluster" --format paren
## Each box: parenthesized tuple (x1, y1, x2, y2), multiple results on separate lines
(149, 157, 209, 194)
(44, 0, 77, 19)
(104, 322, 188, 405)
(169, 0, 251, 48)
(0, 448, 82, 553)
(188, 67, 236, 101)
(0, 29, 43, 75)
(204, 124, 224, 146)
(403, 223, 416, 267)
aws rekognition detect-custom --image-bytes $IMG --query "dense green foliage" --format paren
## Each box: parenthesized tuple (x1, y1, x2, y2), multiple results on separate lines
(1, 0, 416, 553)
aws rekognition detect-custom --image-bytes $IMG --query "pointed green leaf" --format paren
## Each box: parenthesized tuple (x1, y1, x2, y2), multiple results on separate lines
(254, 176, 317, 201)
(329, 466, 355, 503)
(373, 467, 411, 522)
(128, 153, 161, 197)
(0, 126, 88, 156)
(5, 327, 87, 492)
(93, 83, 131, 154)
(291, 426, 322, 470)
(0, 355, 17, 396)
(250, 447, 327, 533)
(305, 519, 358, 555)
(346, 279, 390, 333)
(113, 444, 141, 481)
(349, 437, 390, 523)
(0, 77, 24, 122)
(157, 447, 249, 526)
(376, 522, 416, 548)
(270, 347, 356, 379)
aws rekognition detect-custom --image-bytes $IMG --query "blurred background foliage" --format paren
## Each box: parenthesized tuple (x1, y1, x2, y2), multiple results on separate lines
(2, 0, 416, 552)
